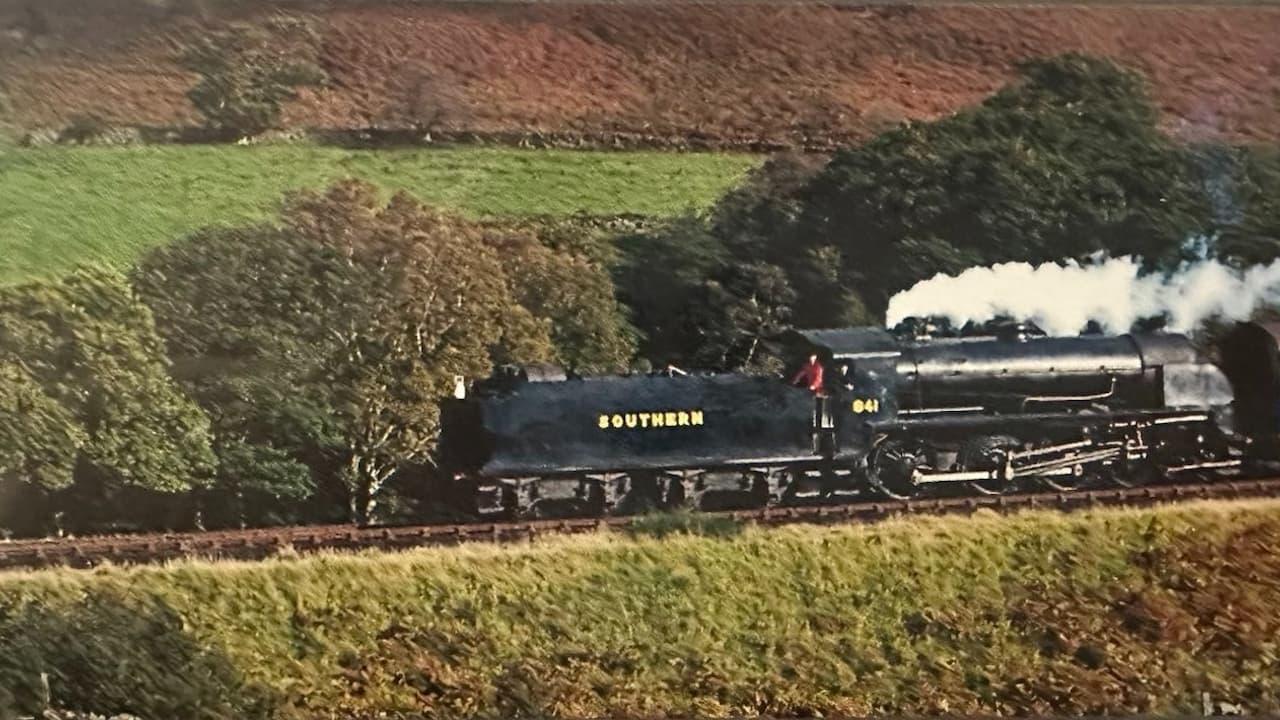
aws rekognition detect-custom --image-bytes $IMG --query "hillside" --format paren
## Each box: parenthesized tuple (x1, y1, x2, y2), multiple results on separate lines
(2, 1, 1279, 147)
(2, 500, 1278, 718)
(0, 144, 756, 283)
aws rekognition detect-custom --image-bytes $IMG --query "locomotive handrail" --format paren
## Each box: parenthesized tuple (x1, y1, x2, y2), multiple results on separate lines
(1019, 376, 1117, 411)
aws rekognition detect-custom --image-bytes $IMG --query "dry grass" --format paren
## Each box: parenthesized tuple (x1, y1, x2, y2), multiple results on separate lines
(2, 500, 1279, 718)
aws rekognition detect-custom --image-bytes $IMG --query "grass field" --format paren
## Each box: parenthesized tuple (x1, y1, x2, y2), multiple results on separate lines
(2, 500, 1278, 718)
(0, 144, 759, 284)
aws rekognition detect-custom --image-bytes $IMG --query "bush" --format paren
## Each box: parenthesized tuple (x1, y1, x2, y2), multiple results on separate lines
(57, 114, 110, 144)
(177, 14, 326, 136)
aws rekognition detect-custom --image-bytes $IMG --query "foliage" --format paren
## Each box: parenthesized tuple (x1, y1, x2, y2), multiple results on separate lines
(1207, 144, 1280, 265)
(285, 181, 554, 522)
(488, 228, 637, 373)
(614, 214, 728, 366)
(0, 270, 213, 492)
(177, 14, 326, 135)
(0, 270, 215, 533)
(687, 261, 795, 372)
(0, 144, 757, 285)
(0, 591, 275, 718)
(132, 222, 347, 526)
(2, 502, 1279, 717)
(797, 54, 1216, 315)
(134, 180, 604, 524)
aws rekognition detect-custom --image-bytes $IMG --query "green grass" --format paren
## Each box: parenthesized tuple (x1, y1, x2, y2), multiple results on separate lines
(0, 144, 759, 284)
(2, 500, 1279, 718)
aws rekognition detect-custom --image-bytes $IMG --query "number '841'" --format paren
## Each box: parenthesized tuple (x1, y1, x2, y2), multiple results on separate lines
(851, 398, 880, 414)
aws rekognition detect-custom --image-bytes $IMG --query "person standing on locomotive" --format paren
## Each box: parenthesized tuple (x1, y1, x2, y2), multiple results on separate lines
(792, 353, 825, 393)
(792, 353, 832, 440)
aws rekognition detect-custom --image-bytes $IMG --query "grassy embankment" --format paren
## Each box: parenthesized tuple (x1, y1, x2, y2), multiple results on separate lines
(2, 501, 1278, 719)
(0, 144, 759, 284)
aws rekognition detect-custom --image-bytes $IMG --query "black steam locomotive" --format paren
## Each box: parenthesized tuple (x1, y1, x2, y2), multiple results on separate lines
(438, 320, 1280, 518)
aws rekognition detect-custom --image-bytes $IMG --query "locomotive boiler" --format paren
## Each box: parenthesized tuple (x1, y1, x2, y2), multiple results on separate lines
(438, 320, 1280, 518)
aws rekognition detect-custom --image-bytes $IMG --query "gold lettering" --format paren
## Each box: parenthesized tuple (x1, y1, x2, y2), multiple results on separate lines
(596, 409, 706, 428)
(851, 398, 881, 414)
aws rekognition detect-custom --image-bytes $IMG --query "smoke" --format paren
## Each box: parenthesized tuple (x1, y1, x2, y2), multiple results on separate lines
(885, 253, 1280, 336)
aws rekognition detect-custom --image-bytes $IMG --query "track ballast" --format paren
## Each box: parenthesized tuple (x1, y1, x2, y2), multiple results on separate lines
(2, 477, 1279, 572)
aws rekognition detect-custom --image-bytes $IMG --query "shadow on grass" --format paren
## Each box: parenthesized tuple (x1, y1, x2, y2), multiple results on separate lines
(0, 591, 278, 719)
(624, 509, 744, 540)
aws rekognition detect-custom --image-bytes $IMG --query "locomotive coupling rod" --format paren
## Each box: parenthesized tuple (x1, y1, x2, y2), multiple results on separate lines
(1011, 439, 1095, 459)
(914, 465, 1079, 485)
(914, 469, 1001, 484)
(1014, 447, 1121, 476)
(1166, 459, 1243, 473)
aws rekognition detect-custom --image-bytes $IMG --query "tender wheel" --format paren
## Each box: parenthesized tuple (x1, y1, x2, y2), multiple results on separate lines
(958, 435, 1020, 495)
(867, 436, 927, 500)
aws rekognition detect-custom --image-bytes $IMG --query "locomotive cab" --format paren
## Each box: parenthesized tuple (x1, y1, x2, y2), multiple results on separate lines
(1219, 321, 1280, 441)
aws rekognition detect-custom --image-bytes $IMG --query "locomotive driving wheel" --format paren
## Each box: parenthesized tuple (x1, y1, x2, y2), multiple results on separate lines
(958, 435, 1021, 495)
(867, 435, 928, 500)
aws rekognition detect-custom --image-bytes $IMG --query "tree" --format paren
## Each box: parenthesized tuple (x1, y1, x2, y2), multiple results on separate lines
(1209, 145, 1280, 265)
(614, 214, 729, 365)
(797, 54, 1214, 315)
(282, 182, 556, 521)
(688, 262, 796, 373)
(487, 227, 637, 373)
(0, 270, 215, 533)
(136, 180, 563, 524)
(178, 14, 326, 136)
(133, 222, 350, 526)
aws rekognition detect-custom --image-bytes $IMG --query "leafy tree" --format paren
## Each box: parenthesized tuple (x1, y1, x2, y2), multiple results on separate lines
(282, 182, 556, 521)
(614, 214, 728, 365)
(488, 228, 637, 373)
(710, 151, 828, 265)
(798, 54, 1214, 315)
(688, 262, 796, 372)
(178, 14, 326, 136)
(133, 223, 349, 526)
(1209, 145, 1280, 265)
(0, 270, 215, 533)
(136, 180, 562, 523)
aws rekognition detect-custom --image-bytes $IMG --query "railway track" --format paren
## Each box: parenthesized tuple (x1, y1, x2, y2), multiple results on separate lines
(3, 478, 1280, 572)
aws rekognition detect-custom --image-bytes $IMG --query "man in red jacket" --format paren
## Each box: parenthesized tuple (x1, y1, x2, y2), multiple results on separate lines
(791, 353, 825, 394)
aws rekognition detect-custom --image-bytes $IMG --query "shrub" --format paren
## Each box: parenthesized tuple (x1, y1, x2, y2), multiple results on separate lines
(177, 14, 326, 136)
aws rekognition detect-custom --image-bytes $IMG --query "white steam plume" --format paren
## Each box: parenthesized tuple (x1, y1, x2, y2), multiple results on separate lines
(885, 255, 1280, 336)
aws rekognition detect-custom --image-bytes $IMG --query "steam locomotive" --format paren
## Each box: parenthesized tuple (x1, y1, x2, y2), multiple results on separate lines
(438, 320, 1280, 518)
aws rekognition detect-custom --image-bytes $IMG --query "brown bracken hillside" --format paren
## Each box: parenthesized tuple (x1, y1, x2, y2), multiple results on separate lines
(2, 1, 1279, 147)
